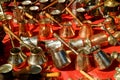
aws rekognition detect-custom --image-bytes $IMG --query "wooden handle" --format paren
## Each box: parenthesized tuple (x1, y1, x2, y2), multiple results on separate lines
(3, 24, 31, 50)
(53, 33, 78, 55)
(65, 7, 83, 26)
(80, 70, 94, 80)
(87, 2, 104, 12)
(42, 0, 58, 11)
(46, 72, 61, 77)
(25, 12, 39, 23)
(45, 13, 63, 28)
(62, 0, 75, 13)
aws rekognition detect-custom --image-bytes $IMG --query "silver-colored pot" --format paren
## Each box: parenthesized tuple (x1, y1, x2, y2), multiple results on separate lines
(28, 47, 47, 66)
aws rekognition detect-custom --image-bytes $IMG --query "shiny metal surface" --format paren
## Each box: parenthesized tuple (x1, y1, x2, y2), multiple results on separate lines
(46, 40, 71, 69)
(29, 6, 39, 11)
(45, 40, 62, 49)
(104, 0, 119, 7)
(76, 50, 95, 72)
(8, 47, 26, 67)
(69, 39, 84, 49)
(39, 0, 48, 3)
(29, 65, 42, 74)
(20, 36, 38, 48)
(58, 0, 65, 3)
(0, 64, 12, 73)
(22, 0, 32, 6)
(79, 20, 93, 39)
(50, 10, 61, 15)
(28, 47, 47, 65)
(90, 32, 108, 46)
(94, 50, 112, 70)
(103, 16, 116, 33)
(59, 21, 75, 38)
(51, 49, 71, 69)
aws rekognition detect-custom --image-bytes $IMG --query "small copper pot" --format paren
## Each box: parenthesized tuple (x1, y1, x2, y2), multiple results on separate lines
(76, 50, 96, 72)
(79, 20, 93, 39)
(90, 32, 108, 46)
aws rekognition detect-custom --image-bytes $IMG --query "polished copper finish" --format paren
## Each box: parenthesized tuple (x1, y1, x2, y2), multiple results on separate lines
(50, 48, 71, 69)
(113, 31, 120, 40)
(90, 32, 108, 46)
(79, 20, 93, 39)
(39, 17, 53, 40)
(76, 50, 95, 72)
(59, 21, 75, 38)
(19, 20, 30, 37)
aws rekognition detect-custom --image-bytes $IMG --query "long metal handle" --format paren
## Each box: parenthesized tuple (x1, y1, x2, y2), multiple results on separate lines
(53, 33, 78, 55)
(65, 7, 83, 26)
(42, 0, 58, 11)
(62, 0, 75, 13)
(45, 12, 63, 28)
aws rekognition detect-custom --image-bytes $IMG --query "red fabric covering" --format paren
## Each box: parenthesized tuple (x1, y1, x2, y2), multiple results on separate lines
(2, 13, 120, 80)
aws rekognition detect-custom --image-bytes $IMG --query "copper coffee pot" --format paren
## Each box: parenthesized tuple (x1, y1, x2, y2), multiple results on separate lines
(59, 20, 75, 39)
(39, 14, 53, 40)
(79, 20, 93, 39)
(76, 49, 96, 72)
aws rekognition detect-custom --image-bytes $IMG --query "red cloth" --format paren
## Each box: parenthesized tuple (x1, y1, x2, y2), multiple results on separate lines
(2, 13, 120, 80)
